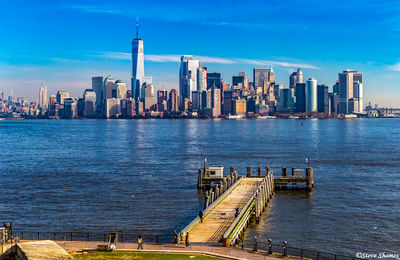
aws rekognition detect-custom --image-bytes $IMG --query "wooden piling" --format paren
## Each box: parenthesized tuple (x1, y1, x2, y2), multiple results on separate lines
(282, 167, 287, 177)
(257, 167, 261, 177)
(291, 167, 296, 176)
(204, 195, 210, 209)
(265, 167, 270, 176)
(306, 167, 314, 191)
(198, 169, 203, 189)
(247, 167, 252, 177)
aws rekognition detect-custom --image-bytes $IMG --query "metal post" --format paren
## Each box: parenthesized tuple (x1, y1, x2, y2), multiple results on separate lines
(301, 249, 303, 259)
(283, 241, 287, 257)
(54, 232, 56, 240)
(268, 239, 272, 254)
(37, 232, 40, 240)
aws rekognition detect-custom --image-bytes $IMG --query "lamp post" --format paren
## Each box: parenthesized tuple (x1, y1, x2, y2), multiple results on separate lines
(306, 157, 311, 168)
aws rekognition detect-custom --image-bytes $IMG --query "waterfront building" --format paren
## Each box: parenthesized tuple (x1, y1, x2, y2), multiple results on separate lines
(39, 86, 47, 109)
(289, 72, 297, 89)
(83, 89, 97, 118)
(132, 18, 145, 99)
(338, 70, 363, 114)
(144, 83, 156, 110)
(295, 83, 306, 113)
(111, 80, 127, 100)
(274, 84, 284, 100)
(333, 80, 339, 95)
(56, 91, 69, 105)
(223, 90, 233, 115)
(105, 98, 121, 118)
(168, 89, 179, 112)
(179, 55, 200, 103)
(348, 98, 359, 113)
(306, 78, 317, 112)
(232, 73, 248, 89)
(207, 72, 221, 89)
(192, 91, 202, 111)
(201, 90, 212, 110)
(317, 84, 329, 113)
(91, 76, 103, 114)
(49, 103, 59, 117)
(63, 98, 77, 119)
(211, 88, 221, 116)
(277, 88, 295, 113)
(197, 67, 207, 92)
(353, 81, 363, 112)
(233, 98, 246, 115)
(253, 68, 268, 89)
(157, 90, 168, 105)
(329, 93, 339, 114)
(135, 98, 144, 115)
(296, 68, 304, 83)
(104, 76, 116, 101)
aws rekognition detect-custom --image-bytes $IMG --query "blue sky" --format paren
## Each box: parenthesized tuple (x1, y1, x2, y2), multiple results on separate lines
(1, 0, 400, 106)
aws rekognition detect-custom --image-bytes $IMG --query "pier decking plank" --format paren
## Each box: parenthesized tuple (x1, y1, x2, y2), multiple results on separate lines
(189, 178, 264, 243)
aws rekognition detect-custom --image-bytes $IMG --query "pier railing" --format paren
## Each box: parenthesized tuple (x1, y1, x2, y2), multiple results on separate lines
(12, 231, 170, 244)
(241, 239, 360, 260)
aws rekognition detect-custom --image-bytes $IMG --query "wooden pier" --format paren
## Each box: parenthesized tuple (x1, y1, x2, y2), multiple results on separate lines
(182, 166, 314, 247)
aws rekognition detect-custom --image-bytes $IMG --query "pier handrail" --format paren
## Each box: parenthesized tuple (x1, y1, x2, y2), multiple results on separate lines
(222, 180, 262, 243)
(180, 176, 244, 235)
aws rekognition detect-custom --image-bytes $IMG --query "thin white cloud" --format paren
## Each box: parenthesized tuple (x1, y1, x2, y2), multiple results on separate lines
(388, 62, 400, 71)
(145, 55, 180, 62)
(97, 52, 317, 68)
(238, 58, 319, 69)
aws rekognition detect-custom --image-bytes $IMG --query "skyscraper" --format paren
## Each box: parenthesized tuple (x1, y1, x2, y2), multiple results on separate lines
(144, 83, 155, 110)
(132, 18, 145, 99)
(168, 89, 178, 112)
(295, 83, 306, 113)
(197, 67, 207, 92)
(353, 81, 363, 112)
(112, 80, 127, 99)
(306, 78, 317, 112)
(92, 76, 103, 114)
(338, 70, 363, 114)
(207, 72, 221, 89)
(179, 55, 200, 103)
(317, 84, 329, 113)
(289, 72, 297, 89)
(39, 86, 47, 109)
(83, 89, 97, 118)
(296, 68, 304, 83)
(253, 68, 268, 88)
(104, 76, 116, 100)
(56, 91, 69, 105)
(157, 90, 168, 104)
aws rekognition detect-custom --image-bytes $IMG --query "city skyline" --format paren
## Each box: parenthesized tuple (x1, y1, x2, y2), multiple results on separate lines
(2, 0, 400, 106)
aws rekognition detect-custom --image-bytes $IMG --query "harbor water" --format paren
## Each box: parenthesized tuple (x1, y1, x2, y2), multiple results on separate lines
(0, 119, 399, 255)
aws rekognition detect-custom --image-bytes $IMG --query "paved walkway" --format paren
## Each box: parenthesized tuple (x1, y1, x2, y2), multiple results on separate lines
(44, 240, 295, 260)
(190, 178, 263, 243)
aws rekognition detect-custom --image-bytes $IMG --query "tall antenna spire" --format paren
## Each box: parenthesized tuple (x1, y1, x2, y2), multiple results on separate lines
(136, 17, 139, 39)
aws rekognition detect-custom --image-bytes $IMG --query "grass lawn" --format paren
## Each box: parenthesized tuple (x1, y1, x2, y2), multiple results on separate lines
(74, 252, 224, 259)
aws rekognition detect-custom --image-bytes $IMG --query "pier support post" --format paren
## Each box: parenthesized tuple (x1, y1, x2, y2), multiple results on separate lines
(257, 167, 261, 177)
(198, 169, 203, 189)
(204, 195, 210, 209)
(282, 167, 287, 177)
(291, 167, 296, 176)
(265, 167, 270, 176)
(306, 167, 314, 191)
(247, 167, 252, 177)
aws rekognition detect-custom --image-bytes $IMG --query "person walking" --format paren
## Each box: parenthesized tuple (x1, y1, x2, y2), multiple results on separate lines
(235, 207, 240, 218)
(137, 235, 143, 249)
(199, 210, 204, 223)
(173, 230, 178, 246)
(185, 232, 190, 247)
